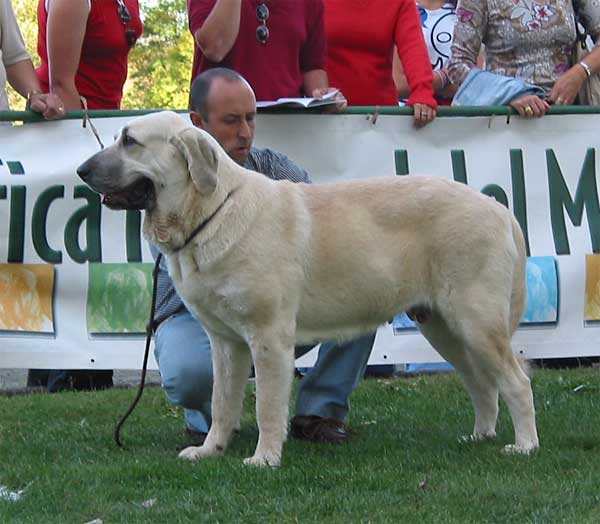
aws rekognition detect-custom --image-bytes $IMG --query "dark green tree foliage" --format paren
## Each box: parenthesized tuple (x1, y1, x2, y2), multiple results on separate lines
(123, 0, 194, 109)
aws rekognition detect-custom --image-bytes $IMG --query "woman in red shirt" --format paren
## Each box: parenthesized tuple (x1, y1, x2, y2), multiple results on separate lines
(324, 0, 437, 127)
(36, 0, 143, 110)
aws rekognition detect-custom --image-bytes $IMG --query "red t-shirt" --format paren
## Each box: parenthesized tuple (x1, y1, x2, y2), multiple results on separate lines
(324, 0, 437, 108)
(188, 0, 326, 101)
(36, 0, 143, 110)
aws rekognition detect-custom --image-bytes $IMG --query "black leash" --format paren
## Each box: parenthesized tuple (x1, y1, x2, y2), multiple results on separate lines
(114, 253, 162, 448)
(112, 189, 236, 448)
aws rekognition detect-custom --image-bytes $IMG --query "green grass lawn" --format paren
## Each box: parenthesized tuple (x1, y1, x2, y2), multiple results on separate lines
(1, 368, 600, 524)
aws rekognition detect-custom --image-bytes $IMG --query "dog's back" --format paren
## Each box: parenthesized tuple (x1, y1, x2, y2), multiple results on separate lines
(292, 175, 522, 341)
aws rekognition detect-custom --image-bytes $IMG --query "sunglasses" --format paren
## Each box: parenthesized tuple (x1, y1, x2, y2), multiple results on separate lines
(256, 3, 269, 44)
(116, 0, 138, 47)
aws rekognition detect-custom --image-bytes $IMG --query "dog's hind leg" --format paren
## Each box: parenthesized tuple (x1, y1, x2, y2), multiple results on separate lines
(428, 299, 538, 454)
(492, 352, 538, 454)
(244, 331, 296, 467)
(467, 332, 537, 453)
(179, 335, 252, 462)
(418, 312, 499, 441)
(463, 323, 536, 452)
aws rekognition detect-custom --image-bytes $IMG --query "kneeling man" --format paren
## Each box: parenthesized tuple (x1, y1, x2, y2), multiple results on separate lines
(151, 68, 376, 446)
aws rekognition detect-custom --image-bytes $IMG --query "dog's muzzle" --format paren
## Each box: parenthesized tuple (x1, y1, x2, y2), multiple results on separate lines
(77, 161, 155, 211)
(99, 178, 155, 210)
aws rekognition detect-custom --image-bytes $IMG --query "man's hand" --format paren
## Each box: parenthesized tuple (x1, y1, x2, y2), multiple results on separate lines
(311, 87, 347, 113)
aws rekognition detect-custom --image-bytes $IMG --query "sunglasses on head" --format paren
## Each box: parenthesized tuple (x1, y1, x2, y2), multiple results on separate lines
(116, 0, 138, 47)
(256, 3, 269, 44)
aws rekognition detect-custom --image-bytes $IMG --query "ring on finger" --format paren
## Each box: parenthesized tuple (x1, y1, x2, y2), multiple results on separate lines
(524, 106, 534, 115)
(556, 97, 564, 104)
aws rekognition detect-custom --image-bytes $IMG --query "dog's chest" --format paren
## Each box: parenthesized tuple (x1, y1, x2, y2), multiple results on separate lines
(169, 256, 262, 335)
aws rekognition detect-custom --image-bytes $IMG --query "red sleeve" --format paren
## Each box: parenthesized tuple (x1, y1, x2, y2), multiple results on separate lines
(187, 0, 216, 35)
(300, 0, 326, 72)
(395, 0, 437, 109)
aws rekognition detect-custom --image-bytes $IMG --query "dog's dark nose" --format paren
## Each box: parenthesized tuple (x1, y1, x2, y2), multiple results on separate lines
(76, 160, 91, 181)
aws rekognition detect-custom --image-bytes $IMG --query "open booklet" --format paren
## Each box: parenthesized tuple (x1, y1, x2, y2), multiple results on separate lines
(256, 89, 345, 109)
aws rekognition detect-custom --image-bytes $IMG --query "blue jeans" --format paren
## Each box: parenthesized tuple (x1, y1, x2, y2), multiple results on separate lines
(154, 309, 375, 434)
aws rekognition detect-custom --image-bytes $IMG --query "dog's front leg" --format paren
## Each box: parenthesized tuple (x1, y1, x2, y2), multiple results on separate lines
(179, 335, 252, 462)
(244, 336, 295, 467)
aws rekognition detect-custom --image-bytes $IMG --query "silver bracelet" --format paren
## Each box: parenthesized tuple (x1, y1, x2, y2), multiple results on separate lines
(579, 61, 593, 77)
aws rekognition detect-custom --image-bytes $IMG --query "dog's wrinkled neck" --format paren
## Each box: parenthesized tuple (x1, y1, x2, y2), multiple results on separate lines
(172, 188, 236, 253)
(143, 183, 236, 254)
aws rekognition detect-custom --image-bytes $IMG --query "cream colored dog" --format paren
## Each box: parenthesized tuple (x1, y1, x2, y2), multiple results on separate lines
(77, 111, 538, 467)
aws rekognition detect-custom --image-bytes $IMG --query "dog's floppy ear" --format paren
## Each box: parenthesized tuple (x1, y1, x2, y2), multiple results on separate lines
(170, 127, 218, 195)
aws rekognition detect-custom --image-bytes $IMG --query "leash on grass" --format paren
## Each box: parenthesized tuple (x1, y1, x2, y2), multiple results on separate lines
(113, 253, 162, 448)
(77, 103, 161, 448)
(78, 101, 160, 448)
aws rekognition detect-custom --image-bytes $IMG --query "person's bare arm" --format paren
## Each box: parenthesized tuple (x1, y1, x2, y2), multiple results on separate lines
(397, 47, 483, 100)
(6, 59, 42, 99)
(303, 69, 347, 112)
(193, 0, 242, 62)
(6, 59, 65, 118)
(46, 0, 89, 110)
(548, 46, 600, 105)
(302, 69, 328, 96)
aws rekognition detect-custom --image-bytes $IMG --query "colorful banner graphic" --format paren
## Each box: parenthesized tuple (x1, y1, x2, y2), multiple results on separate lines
(0, 263, 54, 333)
(87, 263, 153, 334)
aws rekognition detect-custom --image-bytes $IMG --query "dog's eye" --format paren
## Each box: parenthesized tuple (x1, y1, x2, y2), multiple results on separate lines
(122, 133, 138, 147)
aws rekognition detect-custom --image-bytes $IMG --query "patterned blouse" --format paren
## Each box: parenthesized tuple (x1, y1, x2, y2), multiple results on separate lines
(447, 0, 600, 90)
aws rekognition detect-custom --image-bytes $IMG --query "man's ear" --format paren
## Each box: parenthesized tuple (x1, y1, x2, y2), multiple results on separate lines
(189, 111, 204, 129)
(170, 127, 218, 195)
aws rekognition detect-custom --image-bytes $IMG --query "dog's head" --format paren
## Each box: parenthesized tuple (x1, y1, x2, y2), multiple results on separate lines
(76, 111, 225, 212)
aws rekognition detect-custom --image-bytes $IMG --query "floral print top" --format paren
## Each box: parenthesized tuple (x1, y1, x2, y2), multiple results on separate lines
(447, 0, 600, 89)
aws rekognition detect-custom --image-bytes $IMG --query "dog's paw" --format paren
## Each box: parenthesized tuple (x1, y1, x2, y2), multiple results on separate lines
(178, 444, 223, 462)
(243, 452, 281, 468)
(502, 443, 538, 455)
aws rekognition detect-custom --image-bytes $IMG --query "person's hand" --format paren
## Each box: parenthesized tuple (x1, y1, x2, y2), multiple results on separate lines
(311, 87, 348, 113)
(412, 103, 437, 128)
(28, 92, 66, 120)
(547, 65, 587, 106)
(509, 94, 549, 118)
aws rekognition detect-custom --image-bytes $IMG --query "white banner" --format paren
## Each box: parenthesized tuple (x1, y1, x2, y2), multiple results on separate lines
(1, 112, 599, 369)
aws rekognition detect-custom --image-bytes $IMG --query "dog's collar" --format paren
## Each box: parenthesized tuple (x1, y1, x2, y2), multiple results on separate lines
(172, 189, 235, 253)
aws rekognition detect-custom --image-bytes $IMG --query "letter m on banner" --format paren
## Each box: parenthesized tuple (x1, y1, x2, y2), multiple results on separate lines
(547, 148, 600, 255)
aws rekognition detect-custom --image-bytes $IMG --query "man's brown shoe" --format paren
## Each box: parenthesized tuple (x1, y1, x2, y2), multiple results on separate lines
(290, 415, 348, 444)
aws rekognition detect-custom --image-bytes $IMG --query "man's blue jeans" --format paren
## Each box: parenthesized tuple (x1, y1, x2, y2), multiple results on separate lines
(154, 310, 375, 433)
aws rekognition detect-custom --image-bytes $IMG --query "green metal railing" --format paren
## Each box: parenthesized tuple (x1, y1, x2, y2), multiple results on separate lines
(2, 105, 600, 122)
(346, 105, 600, 116)
(0, 108, 183, 122)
